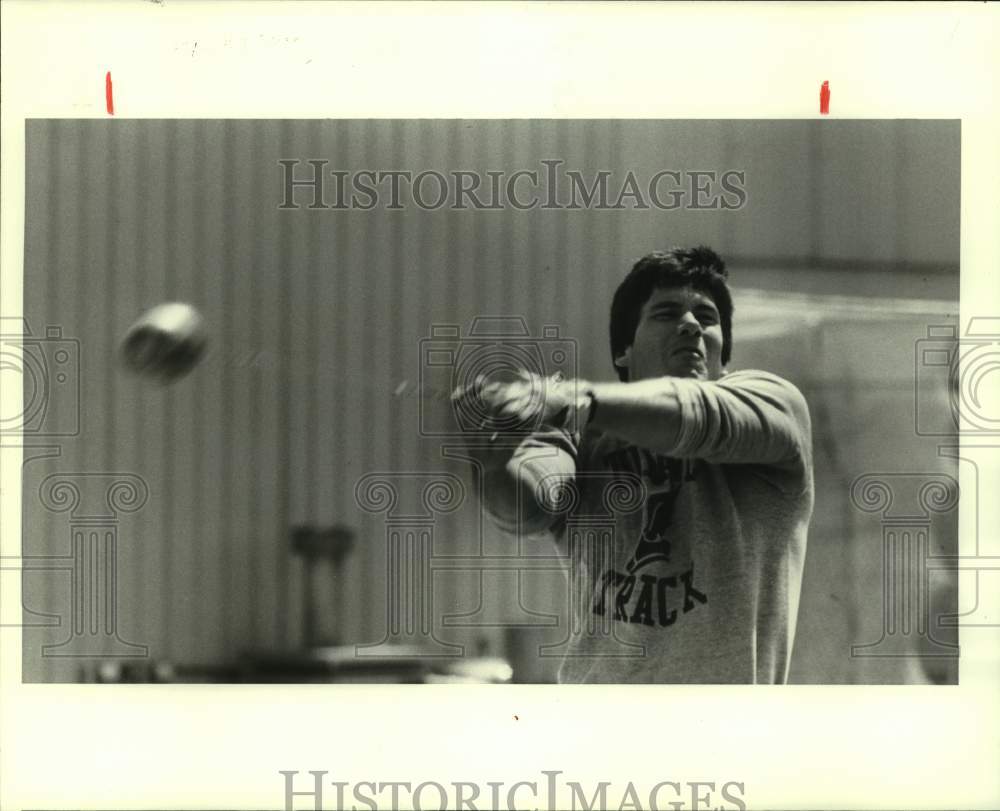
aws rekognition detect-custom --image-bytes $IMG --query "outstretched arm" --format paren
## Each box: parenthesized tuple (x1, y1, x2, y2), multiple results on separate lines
(471, 368, 810, 467)
(454, 369, 810, 530)
(586, 370, 811, 465)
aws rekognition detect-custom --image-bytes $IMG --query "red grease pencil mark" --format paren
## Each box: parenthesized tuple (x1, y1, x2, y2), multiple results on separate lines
(106, 72, 115, 115)
(819, 81, 830, 115)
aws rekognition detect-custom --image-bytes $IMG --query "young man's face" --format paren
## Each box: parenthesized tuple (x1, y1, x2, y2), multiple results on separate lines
(615, 285, 724, 382)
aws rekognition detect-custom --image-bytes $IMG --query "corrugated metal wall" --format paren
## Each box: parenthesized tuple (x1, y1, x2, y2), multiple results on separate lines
(21, 120, 959, 682)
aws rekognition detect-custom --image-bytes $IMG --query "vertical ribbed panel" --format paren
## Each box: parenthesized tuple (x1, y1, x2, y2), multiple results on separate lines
(21, 120, 958, 681)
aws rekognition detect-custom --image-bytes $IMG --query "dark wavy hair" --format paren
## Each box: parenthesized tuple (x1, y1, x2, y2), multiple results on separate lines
(609, 246, 733, 381)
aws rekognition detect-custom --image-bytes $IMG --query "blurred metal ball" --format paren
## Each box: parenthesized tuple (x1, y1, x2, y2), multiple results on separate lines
(121, 302, 208, 383)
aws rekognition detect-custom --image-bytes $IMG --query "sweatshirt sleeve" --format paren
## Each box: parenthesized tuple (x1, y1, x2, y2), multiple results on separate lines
(481, 428, 578, 536)
(668, 370, 812, 471)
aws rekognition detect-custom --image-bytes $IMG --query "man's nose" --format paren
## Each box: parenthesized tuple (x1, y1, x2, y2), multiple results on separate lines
(678, 313, 702, 336)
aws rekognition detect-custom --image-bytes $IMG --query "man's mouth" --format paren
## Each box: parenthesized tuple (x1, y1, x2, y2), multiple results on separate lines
(673, 347, 705, 361)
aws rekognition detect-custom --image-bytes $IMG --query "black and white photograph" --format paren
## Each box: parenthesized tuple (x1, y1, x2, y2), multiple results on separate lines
(2, 4, 998, 811)
(15, 119, 962, 686)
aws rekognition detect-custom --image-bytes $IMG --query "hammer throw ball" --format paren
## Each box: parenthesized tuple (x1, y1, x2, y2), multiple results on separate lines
(121, 302, 208, 383)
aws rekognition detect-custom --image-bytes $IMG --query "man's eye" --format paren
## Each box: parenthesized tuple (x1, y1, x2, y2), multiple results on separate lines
(698, 314, 718, 325)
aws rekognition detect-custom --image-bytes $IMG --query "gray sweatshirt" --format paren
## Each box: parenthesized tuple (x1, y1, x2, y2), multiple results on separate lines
(484, 370, 814, 683)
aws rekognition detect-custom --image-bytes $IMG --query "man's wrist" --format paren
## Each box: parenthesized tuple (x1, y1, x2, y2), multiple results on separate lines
(576, 387, 597, 432)
(556, 378, 597, 434)
(579, 377, 687, 452)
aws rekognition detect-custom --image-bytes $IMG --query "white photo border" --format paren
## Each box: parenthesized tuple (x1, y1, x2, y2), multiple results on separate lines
(2, 2, 998, 810)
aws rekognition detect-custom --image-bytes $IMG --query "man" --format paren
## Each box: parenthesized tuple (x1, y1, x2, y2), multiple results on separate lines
(454, 247, 814, 683)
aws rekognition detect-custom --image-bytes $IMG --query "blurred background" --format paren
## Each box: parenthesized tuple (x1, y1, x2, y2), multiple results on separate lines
(18, 119, 959, 683)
